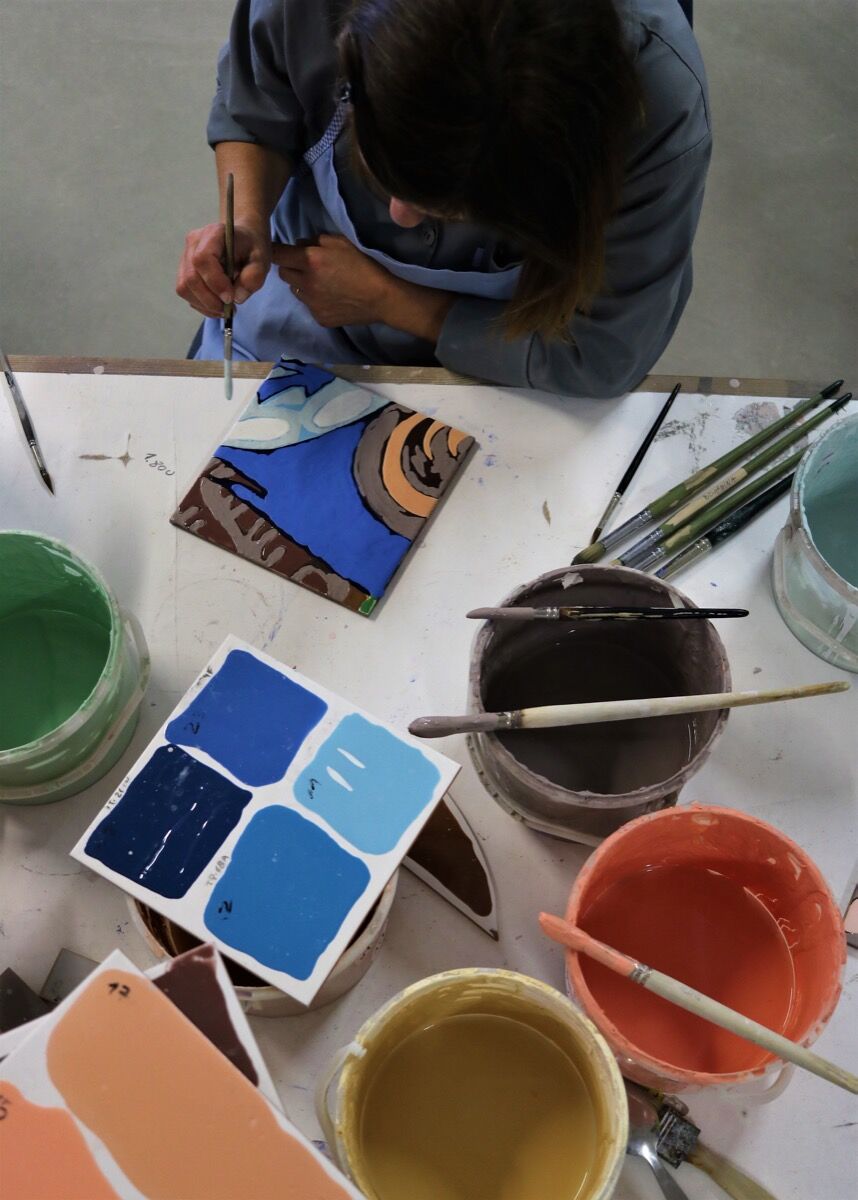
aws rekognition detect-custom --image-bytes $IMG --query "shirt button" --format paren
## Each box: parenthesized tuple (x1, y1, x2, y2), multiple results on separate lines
(423, 224, 437, 246)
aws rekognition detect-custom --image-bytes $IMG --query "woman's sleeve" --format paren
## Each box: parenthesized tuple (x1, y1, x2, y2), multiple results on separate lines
(207, 0, 302, 155)
(436, 135, 712, 399)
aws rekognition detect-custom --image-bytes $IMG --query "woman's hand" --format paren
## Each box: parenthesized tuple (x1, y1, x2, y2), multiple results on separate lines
(176, 220, 271, 318)
(273, 234, 455, 342)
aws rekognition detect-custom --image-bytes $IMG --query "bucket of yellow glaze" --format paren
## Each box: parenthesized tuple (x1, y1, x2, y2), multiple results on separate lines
(0, 532, 150, 805)
(565, 805, 845, 1099)
(316, 969, 627, 1200)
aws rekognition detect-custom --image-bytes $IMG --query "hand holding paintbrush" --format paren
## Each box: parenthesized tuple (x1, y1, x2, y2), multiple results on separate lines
(222, 172, 235, 401)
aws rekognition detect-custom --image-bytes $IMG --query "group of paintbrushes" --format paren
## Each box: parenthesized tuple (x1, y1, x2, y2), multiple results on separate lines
(578, 378, 850, 576)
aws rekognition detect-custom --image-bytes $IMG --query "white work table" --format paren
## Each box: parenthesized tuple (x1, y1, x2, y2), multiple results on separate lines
(1, 362, 855, 1200)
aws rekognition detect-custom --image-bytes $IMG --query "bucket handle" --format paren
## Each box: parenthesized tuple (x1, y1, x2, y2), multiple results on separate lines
(725, 1060, 795, 1106)
(314, 1044, 355, 1162)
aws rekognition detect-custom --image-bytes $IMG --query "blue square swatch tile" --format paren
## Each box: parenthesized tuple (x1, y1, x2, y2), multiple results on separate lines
(204, 806, 370, 980)
(84, 745, 252, 899)
(293, 713, 442, 855)
(165, 649, 327, 787)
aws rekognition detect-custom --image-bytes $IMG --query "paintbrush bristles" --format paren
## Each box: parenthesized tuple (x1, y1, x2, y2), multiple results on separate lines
(539, 913, 858, 1095)
(408, 681, 849, 738)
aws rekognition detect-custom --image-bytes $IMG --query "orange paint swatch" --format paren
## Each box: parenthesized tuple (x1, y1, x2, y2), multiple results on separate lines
(46, 969, 353, 1200)
(0, 1082, 120, 1200)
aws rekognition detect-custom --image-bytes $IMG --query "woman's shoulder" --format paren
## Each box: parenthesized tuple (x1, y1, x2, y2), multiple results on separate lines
(619, 0, 711, 179)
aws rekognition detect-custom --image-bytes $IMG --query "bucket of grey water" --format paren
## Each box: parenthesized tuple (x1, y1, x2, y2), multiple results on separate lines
(773, 414, 858, 672)
(467, 567, 731, 845)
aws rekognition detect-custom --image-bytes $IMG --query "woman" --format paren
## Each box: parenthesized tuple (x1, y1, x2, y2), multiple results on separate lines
(177, 0, 709, 398)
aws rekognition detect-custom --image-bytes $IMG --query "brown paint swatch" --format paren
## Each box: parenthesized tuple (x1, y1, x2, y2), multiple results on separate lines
(152, 945, 257, 1086)
(408, 799, 493, 917)
(46, 969, 353, 1199)
(0, 1081, 120, 1200)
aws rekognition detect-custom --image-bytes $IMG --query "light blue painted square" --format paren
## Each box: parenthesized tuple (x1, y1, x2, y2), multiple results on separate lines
(294, 714, 442, 854)
(203, 806, 370, 981)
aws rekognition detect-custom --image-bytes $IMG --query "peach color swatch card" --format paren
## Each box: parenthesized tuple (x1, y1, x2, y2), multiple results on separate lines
(0, 950, 360, 1199)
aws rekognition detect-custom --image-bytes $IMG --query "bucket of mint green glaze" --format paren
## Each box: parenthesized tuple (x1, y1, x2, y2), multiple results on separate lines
(773, 415, 858, 672)
(0, 532, 150, 805)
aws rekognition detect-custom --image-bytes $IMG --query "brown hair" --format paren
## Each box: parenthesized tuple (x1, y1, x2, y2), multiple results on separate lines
(338, 0, 643, 339)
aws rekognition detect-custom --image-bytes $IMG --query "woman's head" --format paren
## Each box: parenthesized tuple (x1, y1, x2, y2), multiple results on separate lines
(338, 0, 642, 339)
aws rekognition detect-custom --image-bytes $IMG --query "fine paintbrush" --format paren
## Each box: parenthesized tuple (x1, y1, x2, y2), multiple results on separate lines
(223, 172, 235, 401)
(619, 451, 805, 572)
(1, 347, 54, 494)
(656, 472, 795, 581)
(573, 378, 844, 564)
(617, 393, 851, 568)
(408, 680, 849, 738)
(589, 383, 681, 544)
(466, 605, 748, 622)
(539, 913, 858, 1096)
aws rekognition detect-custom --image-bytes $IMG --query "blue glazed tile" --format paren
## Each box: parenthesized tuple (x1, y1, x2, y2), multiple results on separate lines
(84, 745, 252, 899)
(294, 714, 441, 855)
(204, 807, 370, 981)
(166, 649, 327, 787)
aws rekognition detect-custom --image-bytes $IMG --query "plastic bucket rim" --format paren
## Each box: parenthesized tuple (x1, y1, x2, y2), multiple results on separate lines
(128, 870, 400, 1005)
(564, 802, 845, 1087)
(335, 967, 628, 1200)
(772, 528, 858, 670)
(0, 531, 123, 761)
(468, 565, 732, 808)
(790, 416, 858, 601)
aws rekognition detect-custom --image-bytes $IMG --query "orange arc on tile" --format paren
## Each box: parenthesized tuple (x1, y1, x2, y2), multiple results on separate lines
(46, 970, 352, 1200)
(0, 1081, 120, 1200)
(381, 413, 437, 518)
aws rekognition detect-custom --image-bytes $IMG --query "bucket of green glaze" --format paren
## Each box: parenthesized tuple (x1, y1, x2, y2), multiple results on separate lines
(0, 532, 150, 804)
(773, 415, 858, 672)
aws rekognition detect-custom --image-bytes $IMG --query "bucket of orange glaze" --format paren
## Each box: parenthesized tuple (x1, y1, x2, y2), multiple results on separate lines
(565, 804, 845, 1098)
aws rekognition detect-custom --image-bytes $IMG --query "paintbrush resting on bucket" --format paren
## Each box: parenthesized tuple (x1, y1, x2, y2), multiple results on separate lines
(467, 605, 748, 622)
(589, 384, 682, 544)
(408, 680, 849, 738)
(539, 913, 858, 1095)
(573, 379, 844, 564)
(223, 172, 235, 401)
(616, 393, 851, 569)
(656, 472, 795, 581)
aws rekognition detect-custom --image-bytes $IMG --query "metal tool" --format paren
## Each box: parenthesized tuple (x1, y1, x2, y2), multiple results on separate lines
(626, 1082, 691, 1199)
(628, 1080, 779, 1200)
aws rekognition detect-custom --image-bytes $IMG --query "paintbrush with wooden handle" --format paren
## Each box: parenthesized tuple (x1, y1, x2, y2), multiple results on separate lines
(467, 605, 748, 622)
(223, 172, 235, 401)
(539, 913, 858, 1095)
(408, 680, 849, 738)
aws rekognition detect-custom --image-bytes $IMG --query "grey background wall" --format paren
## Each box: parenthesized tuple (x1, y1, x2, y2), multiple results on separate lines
(1, 1, 855, 380)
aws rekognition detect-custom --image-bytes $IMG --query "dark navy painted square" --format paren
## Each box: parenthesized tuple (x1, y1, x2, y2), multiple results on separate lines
(84, 744, 252, 899)
(203, 806, 370, 980)
(165, 649, 328, 787)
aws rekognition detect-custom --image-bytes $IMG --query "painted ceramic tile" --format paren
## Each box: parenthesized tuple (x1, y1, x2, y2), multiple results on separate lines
(0, 950, 361, 1199)
(171, 357, 475, 615)
(72, 636, 459, 1005)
